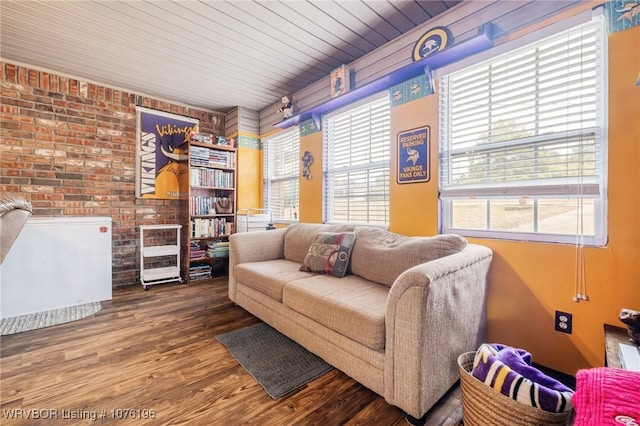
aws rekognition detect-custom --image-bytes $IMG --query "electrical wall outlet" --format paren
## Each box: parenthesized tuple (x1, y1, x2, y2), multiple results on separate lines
(555, 311, 572, 334)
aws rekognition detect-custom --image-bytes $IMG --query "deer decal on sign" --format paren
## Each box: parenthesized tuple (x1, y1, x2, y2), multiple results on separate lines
(406, 148, 420, 166)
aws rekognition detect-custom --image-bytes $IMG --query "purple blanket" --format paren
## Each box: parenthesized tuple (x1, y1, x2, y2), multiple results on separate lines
(472, 343, 574, 413)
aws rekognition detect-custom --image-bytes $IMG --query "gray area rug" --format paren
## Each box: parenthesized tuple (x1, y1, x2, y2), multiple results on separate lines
(1, 302, 102, 336)
(215, 322, 334, 399)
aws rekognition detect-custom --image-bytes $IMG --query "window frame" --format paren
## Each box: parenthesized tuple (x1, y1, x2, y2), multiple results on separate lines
(323, 94, 391, 227)
(439, 14, 608, 246)
(263, 128, 300, 223)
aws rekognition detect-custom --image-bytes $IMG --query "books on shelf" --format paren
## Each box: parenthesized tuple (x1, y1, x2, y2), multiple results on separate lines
(190, 146, 236, 168)
(189, 133, 231, 147)
(189, 263, 212, 280)
(190, 249, 206, 259)
(189, 167, 234, 188)
(191, 218, 234, 238)
(190, 133, 213, 144)
(189, 241, 205, 259)
(207, 241, 230, 258)
(189, 263, 210, 271)
(190, 196, 234, 216)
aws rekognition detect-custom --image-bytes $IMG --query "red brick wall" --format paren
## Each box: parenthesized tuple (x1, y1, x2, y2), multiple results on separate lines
(0, 61, 226, 287)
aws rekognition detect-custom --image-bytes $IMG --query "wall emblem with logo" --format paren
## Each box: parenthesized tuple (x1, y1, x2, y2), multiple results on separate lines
(412, 26, 453, 62)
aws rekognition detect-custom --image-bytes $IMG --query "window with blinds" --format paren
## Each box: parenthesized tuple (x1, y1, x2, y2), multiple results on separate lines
(439, 16, 607, 245)
(263, 128, 300, 222)
(323, 95, 391, 226)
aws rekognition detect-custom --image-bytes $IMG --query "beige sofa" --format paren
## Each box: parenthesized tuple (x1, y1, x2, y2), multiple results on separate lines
(228, 223, 492, 420)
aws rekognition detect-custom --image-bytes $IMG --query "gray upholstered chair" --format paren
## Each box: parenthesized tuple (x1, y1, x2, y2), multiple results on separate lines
(0, 193, 33, 264)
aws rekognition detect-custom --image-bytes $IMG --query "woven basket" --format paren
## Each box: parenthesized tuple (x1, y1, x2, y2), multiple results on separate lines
(457, 352, 573, 426)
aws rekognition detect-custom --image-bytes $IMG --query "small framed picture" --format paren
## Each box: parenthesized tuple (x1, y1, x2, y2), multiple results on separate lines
(330, 65, 350, 98)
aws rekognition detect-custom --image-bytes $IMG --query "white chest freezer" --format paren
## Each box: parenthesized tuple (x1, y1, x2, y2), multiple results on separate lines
(0, 216, 113, 319)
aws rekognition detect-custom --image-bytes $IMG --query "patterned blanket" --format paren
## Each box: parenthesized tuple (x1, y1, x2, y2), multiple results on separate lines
(472, 343, 574, 413)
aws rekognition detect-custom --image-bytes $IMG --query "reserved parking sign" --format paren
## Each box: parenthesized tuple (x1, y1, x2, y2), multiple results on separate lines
(398, 126, 430, 184)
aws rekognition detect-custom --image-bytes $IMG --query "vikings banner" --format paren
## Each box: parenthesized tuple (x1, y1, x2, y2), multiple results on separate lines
(135, 107, 198, 199)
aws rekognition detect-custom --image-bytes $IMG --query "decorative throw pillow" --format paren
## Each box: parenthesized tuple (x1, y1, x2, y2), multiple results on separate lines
(299, 232, 356, 278)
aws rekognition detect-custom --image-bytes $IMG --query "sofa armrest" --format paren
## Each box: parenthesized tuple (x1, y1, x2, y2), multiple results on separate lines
(228, 228, 287, 302)
(0, 193, 33, 265)
(383, 244, 493, 418)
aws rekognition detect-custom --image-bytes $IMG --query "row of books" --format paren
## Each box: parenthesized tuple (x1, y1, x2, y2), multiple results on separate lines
(207, 241, 230, 258)
(191, 146, 236, 168)
(190, 167, 234, 188)
(190, 133, 230, 146)
(189, 241, 205, 260)
(190, 133, 213, 144)
(190, 249, 206, 259)
(190, 196, 233, 216)
(189, 263, 212, 280)
(191, 218, 234, 238)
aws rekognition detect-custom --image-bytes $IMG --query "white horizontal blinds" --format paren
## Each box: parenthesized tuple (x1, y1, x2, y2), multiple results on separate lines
(324, 96, 390, 225)
(263, 129, 300, 221)
(440, 18, 603, 198)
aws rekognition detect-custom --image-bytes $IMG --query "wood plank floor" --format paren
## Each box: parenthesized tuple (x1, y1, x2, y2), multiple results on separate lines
(0, 278, 463, 425)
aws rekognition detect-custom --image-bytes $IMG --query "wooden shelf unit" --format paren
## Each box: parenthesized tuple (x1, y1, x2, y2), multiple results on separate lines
(186, 140, 236, 281)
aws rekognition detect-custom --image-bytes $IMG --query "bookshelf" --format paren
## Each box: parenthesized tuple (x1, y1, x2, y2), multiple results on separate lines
(187, 138, 236, 281)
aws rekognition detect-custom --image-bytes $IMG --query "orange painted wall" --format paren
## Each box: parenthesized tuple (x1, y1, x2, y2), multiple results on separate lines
(231, 132, 262, 211)
(389, 91, 439, 237)
(299, 131, 323, 223)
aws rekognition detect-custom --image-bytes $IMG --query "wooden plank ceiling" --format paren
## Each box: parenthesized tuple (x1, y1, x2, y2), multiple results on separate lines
(0, 0, 461, 113)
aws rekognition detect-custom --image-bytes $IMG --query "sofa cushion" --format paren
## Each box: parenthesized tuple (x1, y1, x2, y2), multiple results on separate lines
(351, 227, 468, 287)
(284, 223, 356, 263)
(234, 259, 313, 303)
(282, 274, 388, 351)
(299, 232, 356, 278)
